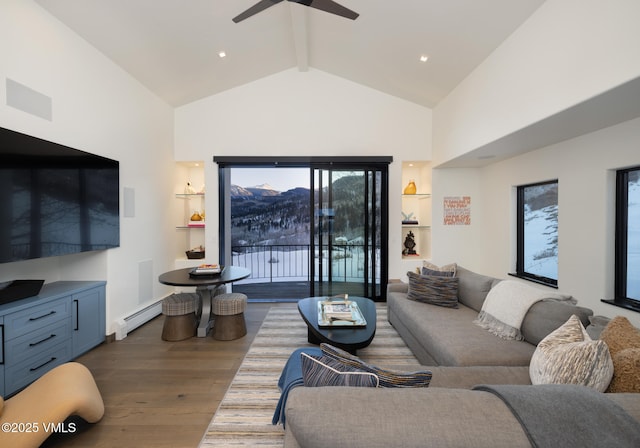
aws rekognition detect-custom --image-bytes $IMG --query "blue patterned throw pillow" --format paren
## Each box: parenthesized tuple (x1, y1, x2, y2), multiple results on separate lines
(300, 353, 379, 387)
(407, 271, 459, 308)
(320, 344, 432, 388)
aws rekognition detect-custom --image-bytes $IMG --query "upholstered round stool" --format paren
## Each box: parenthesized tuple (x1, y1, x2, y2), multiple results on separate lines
(212, 293, 247, 340)
(161, 293, 198, 341)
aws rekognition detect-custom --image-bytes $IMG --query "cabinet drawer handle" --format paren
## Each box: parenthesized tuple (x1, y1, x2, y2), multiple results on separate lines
(30, 357, 57, 372)
(29, 334, 56, 347)
(0, 324, 4, 365)
(74, 299, 79, 331)
(29, 310, 56, 321)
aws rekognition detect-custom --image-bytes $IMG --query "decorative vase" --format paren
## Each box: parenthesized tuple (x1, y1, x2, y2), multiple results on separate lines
(184, 182, 196, 194)
(403, 180, 417, 195)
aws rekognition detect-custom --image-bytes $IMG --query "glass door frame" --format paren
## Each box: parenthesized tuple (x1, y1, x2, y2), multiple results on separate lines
(311, 165, 388, 300)
(214, 156, 391, 301)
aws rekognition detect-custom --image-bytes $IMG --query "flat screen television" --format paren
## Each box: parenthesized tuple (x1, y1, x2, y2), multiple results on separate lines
(0, 126, 120, 264)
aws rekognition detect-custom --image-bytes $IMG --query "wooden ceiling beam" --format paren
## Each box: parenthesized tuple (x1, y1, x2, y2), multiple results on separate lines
(289, 3, 309, 72)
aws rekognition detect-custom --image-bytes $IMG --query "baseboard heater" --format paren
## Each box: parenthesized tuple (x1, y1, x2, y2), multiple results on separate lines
(115, 299, 163, 340)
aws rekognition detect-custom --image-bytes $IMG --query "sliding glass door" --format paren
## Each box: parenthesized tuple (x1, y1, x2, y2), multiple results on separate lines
(312, 167, 387, 299)
(215, 157, 390, 301)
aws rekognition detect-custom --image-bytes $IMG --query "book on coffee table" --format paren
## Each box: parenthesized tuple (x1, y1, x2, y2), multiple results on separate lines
(318, 300, 366, 327)
(323, 303, 353, 320)
(189, 264, 222, 276)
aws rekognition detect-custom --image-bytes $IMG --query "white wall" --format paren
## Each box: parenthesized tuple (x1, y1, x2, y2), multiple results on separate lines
(430, 0, 640, 327)
(175, 68, 432, 280)
(0, 0, 176, 334)
(433, 117, 640, 327)
(430, 168, 483, 269)
(433, 0, 640, 165)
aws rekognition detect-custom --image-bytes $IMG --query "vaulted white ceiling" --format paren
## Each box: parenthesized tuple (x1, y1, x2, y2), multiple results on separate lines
(35, 0, 545, 108)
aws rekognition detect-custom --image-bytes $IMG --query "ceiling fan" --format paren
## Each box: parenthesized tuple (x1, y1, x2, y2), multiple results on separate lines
(233, 0, 359, 23)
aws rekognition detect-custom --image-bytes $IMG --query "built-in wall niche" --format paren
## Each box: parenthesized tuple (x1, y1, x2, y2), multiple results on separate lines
(174, 161, 205, 267)
(401, 161, 432, 268)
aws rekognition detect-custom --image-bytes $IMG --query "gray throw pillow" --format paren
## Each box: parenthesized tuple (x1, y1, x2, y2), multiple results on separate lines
(421, 267, 455, 277)
(407, 271, 459, 308)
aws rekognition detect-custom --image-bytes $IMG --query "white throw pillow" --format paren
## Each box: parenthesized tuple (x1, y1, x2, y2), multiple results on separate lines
(529, 314, 613, 392)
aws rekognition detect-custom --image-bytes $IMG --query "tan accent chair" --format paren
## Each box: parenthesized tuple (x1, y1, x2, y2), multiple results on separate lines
(0, 362, 104, 448)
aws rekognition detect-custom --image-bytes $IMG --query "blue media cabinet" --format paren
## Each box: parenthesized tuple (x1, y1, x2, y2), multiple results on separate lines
(0, 281, 106, 397)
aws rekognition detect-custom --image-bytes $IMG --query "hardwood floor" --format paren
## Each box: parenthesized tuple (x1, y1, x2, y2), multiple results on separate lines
(44, 302, 281, 448)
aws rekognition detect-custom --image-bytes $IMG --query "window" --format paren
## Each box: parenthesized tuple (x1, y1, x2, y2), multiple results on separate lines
(610, 166, 640, 310)
(514, 180, 558, 287)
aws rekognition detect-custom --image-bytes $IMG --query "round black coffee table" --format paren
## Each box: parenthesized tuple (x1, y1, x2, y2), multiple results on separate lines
(297, 296, 376, 354)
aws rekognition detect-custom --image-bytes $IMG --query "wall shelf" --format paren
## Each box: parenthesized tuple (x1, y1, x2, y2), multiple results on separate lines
(401, 161, 432, 263)
(174, 162, 206, 264)
(175, 193, 205, 198)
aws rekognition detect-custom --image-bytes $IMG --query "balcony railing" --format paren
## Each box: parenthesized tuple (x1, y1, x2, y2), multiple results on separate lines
(231, 244, 377, 283)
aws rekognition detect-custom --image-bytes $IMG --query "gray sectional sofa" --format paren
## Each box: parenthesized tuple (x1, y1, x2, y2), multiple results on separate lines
(387, 266, 594, 367)
(283, 266, 640, 447)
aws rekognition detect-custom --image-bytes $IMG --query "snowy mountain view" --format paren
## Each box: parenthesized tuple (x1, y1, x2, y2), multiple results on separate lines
(230, 183, 311, 247)
(523, 183, 558, 280)
(229, 173, 377, 285)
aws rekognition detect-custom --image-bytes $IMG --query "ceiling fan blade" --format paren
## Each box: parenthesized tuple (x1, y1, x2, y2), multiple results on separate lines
(291, 0, 359, 20)
(233, 0, 285, 23)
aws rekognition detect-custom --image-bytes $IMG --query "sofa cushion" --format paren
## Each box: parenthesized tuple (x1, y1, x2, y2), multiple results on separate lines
(406, 271, 459, 308)
(421, 261, 457, 277)
(427, 365, 532, 388)
(475, 280, 576, 341)
(600, 316, 640, 393)
(285, 387, 532, 448)
(521, 300, 593, 345)
(456, 266, 500, 312)
(320, 343, 432, 387)
(586, 315, 611, 340)
(529, 315, 613, 392)
(388, 293, 536, 366)
(300, 353, 379, 387)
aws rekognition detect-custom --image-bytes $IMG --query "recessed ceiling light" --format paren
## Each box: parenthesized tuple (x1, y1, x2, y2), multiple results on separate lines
(218, 51, 226, 58)
(419, 55, 429, 63)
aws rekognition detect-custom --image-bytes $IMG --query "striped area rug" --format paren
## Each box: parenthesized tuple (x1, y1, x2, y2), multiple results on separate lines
(198, 303, 421, 447)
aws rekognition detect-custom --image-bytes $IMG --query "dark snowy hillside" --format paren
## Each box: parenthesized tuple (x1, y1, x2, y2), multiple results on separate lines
(230, 175, 378, 249)
(231, 185, 310, 247)
(316, 175, 382, 245)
